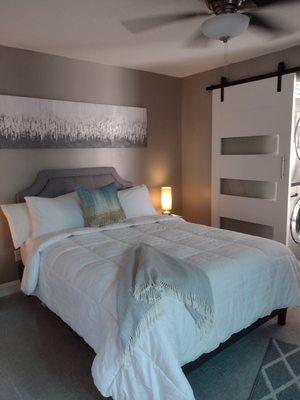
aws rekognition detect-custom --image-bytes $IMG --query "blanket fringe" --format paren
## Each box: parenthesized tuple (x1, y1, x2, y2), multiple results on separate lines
(133, 281, 214, 339)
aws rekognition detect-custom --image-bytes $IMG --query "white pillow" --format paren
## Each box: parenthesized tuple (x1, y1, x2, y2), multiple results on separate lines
(118, 185, 157, 219)
(1, 203, 31, 249)
(25, 192, 84, 239)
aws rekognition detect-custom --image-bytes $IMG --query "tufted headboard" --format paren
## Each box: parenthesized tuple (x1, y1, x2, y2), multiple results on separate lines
(16, 167, 133, 202)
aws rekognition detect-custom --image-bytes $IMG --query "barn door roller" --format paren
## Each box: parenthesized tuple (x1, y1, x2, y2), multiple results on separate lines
(207, 61, 299, 102)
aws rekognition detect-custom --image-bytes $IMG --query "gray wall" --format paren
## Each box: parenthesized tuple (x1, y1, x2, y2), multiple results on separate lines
(0, 45, 182, 284)
(181, 44, 300, 225)
(3, 42, 300, 285)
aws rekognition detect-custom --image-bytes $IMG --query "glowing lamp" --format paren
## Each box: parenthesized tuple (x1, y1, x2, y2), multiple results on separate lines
(161, 186, 172, 215)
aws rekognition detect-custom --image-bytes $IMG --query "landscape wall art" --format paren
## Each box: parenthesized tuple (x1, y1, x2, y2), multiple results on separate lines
(0, 94, 147, 148)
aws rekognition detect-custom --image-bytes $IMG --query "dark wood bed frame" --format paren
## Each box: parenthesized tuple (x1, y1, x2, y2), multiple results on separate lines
(182, 308, 287, 374)
(16, 167, 288, 376)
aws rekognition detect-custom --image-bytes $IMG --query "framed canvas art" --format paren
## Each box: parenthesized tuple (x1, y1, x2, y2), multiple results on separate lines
(0, 95, 147, 148)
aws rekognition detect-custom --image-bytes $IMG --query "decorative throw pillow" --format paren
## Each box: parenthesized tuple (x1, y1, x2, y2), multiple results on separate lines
(76, 183, 126, 227)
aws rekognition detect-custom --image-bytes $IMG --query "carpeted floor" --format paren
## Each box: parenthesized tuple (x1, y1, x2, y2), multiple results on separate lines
(248, 338, 300, 400)
(0, 293, 299, 400)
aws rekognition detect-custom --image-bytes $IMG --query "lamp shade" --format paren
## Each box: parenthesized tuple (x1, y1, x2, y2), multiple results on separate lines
(161, 186, 172, 214)
(202, 13, 250, 42)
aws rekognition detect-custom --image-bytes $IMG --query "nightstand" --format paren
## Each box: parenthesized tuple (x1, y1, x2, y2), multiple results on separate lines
(17, 262, 25, 281)
(14, 249, 24, 281)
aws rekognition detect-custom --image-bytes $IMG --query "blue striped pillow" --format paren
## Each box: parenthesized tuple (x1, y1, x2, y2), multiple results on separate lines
(76, 183, 125, 227)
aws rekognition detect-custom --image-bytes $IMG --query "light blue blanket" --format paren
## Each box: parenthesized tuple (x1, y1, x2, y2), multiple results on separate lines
(117, 243, 214, 359)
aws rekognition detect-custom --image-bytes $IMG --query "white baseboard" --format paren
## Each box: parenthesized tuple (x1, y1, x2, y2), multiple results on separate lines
(0, 280, 20, 298)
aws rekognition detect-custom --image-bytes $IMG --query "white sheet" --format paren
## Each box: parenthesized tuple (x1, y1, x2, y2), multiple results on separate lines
(21, 216, 300, 400)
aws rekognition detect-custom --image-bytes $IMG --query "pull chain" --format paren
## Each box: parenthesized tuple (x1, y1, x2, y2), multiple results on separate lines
(223, 40, 230, 80)
(220, 40, 230, 102)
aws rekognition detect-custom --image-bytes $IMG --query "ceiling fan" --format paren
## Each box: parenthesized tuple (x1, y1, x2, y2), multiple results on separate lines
(123, 0, 298, 46)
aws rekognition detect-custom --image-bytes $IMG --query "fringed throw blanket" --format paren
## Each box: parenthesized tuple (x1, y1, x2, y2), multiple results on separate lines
(117, 243, 214, 359)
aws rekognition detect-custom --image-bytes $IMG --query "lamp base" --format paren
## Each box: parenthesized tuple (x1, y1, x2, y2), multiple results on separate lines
(162, 210, 171, 215)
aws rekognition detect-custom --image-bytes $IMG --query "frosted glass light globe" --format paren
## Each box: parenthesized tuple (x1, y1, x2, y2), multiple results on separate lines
(202, 13, 250, 42)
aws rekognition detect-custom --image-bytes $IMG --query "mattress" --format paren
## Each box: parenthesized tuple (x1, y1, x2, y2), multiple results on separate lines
(21, 215, 300, 400)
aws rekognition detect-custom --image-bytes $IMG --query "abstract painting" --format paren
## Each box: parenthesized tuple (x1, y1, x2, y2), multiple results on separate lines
(0, 95, 147, 148)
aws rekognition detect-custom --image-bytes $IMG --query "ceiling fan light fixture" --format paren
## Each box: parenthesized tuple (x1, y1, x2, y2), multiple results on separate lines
(201, 13, 250, 42)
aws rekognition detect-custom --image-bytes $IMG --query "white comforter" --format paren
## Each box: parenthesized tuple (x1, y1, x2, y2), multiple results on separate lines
(21, 215, 300, 400)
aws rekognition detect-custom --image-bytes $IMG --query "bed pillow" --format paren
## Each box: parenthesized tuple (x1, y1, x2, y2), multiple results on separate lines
(1, 203, 31, 249)
(76, 183, 126, 227)
(25, 192, 84, 239)
(118, 185, 157, 219)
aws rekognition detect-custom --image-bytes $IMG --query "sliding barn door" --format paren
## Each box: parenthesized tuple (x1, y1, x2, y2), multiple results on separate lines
(212, 74, 296, 244)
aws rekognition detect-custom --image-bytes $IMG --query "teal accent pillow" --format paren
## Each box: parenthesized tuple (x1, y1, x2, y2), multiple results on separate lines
(76, 183, 126, 227)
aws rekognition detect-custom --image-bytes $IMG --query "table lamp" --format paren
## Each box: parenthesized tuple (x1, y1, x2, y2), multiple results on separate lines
(161, 186, 172, 215)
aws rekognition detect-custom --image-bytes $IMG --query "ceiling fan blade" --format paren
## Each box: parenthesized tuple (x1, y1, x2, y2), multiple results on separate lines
(244, 12, 291, 33)
(122, 11, 209, 33)
(249, 0, 300, 8)
(185, 28, 211, 48)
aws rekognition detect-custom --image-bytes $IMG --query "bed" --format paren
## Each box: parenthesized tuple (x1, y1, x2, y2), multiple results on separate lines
(15, 167, 300, 400)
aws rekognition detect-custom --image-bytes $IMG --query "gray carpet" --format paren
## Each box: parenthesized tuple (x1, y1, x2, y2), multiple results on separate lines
(249, 338, 300, 400)
(0, 293, 299, 400)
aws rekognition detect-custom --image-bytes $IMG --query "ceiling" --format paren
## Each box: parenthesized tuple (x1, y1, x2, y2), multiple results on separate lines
(1, 0, 300, 77)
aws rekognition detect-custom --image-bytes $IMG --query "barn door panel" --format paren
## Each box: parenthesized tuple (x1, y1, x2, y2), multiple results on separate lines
(212, 74, 296, 244)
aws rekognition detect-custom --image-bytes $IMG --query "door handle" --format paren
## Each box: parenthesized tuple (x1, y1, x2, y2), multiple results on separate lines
(281, 156, 285, 179)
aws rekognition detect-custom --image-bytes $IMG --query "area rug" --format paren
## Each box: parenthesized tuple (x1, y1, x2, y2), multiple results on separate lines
(248, 338, 300, 400)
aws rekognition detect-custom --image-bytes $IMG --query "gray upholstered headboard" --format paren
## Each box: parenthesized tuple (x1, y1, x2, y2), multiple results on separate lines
(16, 167, 133, 202)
